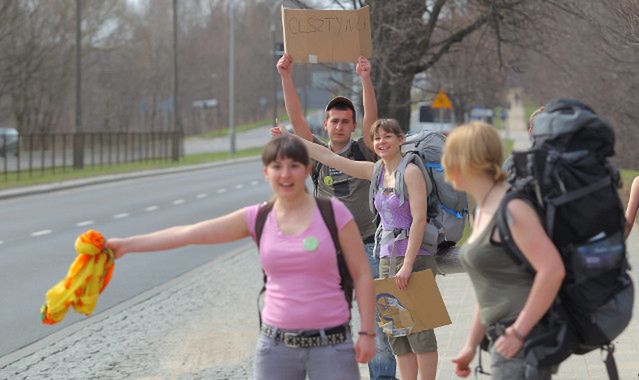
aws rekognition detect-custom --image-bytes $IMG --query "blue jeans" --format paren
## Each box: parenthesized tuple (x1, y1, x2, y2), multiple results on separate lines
(365, 242, 398, 380)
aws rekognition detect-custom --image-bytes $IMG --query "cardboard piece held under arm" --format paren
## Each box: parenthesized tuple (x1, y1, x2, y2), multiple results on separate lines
(374, 269, 451, 336)
(281, 6, 372, 64)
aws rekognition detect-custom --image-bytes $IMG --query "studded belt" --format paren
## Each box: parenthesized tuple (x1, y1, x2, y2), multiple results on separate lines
(260, 323, 350, 348)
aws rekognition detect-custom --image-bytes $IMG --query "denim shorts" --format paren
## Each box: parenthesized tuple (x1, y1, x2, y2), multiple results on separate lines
(253, 333, 360, 380)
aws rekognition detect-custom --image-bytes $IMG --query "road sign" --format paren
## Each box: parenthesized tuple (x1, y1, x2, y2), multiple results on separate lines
(432, 89, 453, 110)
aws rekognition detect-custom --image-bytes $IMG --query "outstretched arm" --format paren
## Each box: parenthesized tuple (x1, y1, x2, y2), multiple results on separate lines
(279, 126, 374, 180)
(625, 176, 639, 238)
(277, 53, 313, 141)
(339, 219, 376, 363)
(356, 56, 377, 152)
(106, 208, 249, 259)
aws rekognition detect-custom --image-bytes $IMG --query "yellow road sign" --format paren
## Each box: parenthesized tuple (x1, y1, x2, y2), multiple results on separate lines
(432, 88, 453, 110)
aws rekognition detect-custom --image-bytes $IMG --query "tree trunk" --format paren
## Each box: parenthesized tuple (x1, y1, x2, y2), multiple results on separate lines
(373, 68, 413, 133)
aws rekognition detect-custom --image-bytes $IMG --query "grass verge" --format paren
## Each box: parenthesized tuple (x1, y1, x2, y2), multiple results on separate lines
(0, 147, 263, 190)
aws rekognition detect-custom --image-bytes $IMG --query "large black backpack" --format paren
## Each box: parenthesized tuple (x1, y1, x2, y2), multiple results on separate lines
(254, 197, 354, 326)
(496, 98, 634, 379)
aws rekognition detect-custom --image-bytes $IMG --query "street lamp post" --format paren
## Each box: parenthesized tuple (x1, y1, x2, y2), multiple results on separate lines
(172, 0, 181, 161)
(228, 0, 236, 153)
(73, 0, 84, 169)
(270, 1, 282, 128)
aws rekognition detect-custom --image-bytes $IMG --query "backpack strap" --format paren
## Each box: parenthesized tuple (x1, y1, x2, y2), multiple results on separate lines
(495, 191, 535, 274)
(254, 201, 274, 327)
(368, 160, 385, 214)
(316, 197, 354, 308)
(394, 152, 431, 206)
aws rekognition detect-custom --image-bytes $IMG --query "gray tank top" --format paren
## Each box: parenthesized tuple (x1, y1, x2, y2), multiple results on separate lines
(459, 213, 534, 325)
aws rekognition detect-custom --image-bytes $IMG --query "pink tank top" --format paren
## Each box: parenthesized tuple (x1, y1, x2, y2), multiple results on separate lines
(245, 198, 354, 329)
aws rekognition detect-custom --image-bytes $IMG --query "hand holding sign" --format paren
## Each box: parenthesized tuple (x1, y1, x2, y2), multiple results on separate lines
(356, 56, 372, 79)
(282, 6, 372, 63)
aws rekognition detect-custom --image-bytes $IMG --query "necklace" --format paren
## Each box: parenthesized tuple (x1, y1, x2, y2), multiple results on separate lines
(474, 182, 498, 228)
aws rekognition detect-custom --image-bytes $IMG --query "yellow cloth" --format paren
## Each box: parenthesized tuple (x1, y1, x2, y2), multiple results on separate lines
(40, 230, 115, 325)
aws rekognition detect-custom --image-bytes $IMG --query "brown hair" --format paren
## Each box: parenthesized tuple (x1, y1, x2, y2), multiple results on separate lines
(442, 121, 506, 182)
(370, 118, 404, 140)
(261, 135, 310, 167)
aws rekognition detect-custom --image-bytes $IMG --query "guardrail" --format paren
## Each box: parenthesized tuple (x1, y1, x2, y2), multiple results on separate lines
(1, 131, 183, 180)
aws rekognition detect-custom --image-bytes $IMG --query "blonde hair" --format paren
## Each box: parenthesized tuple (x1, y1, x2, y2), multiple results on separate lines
(442, 121, 506, 182)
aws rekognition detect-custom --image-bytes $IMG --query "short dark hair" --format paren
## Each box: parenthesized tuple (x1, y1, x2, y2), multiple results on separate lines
(325, 96, 356, 122)
(261, 135, 310, 167)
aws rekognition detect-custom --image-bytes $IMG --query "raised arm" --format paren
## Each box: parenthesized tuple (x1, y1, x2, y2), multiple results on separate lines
(339, 219, 376, 363)
(106, 208, 250, 259)
(394, 163, 427, 290)
(277, 53, 313, 141)
(356, 56, 377, 152)
(496, 199, 565, 358)
(625, 176, 639, 238)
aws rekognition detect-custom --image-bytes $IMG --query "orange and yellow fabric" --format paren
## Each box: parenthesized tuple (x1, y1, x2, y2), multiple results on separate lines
(40, 230, 115, 325)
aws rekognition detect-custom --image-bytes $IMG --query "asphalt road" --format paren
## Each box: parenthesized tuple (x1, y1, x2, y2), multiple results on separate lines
(0, 158, 270, 358)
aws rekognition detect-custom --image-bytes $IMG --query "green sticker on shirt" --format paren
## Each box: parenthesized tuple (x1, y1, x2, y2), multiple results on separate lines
(303, 236, 319, 252)
(323, 175, 334, 186)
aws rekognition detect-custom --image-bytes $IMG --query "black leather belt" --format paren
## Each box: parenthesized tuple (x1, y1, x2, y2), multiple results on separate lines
(363, 235, 375, 245)
(260, 323, 350, 348)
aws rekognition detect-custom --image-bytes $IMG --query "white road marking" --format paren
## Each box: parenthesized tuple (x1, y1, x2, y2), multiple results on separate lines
(196, 193, 207, 199)
(235, 184, 244, 189)
(0, 241, 4, 245)
(113, 213, 129, 219)
(251, 180, 259, 186)
(146, 205, 159, 212)
(172, 199, 185, 205)
(217, 188, 227, 194)
(31, 230, 52, 237)
(76, 220, 94, 227)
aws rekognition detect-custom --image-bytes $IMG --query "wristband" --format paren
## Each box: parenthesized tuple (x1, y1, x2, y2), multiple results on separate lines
(508, 327, 525, 342)
(358, 330, 376, 337)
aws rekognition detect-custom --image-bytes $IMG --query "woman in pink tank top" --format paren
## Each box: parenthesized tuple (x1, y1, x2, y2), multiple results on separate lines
(106, 135, 376, 380)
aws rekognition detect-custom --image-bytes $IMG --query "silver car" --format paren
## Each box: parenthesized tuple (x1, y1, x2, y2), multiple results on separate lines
(0, 127, 19, 156)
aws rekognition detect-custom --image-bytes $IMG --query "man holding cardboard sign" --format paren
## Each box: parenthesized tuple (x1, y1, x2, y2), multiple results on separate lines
(276, 49, 398, 379)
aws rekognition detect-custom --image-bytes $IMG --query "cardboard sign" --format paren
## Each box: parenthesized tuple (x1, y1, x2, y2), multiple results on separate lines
(281, 6, 372, 63)
(374, 269, 451, 335)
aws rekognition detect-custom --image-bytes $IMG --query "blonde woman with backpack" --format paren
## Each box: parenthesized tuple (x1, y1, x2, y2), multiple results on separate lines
(106, 135, 376, 380)
(281, 118, 439, 380)
(442, 122, 565, 379)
